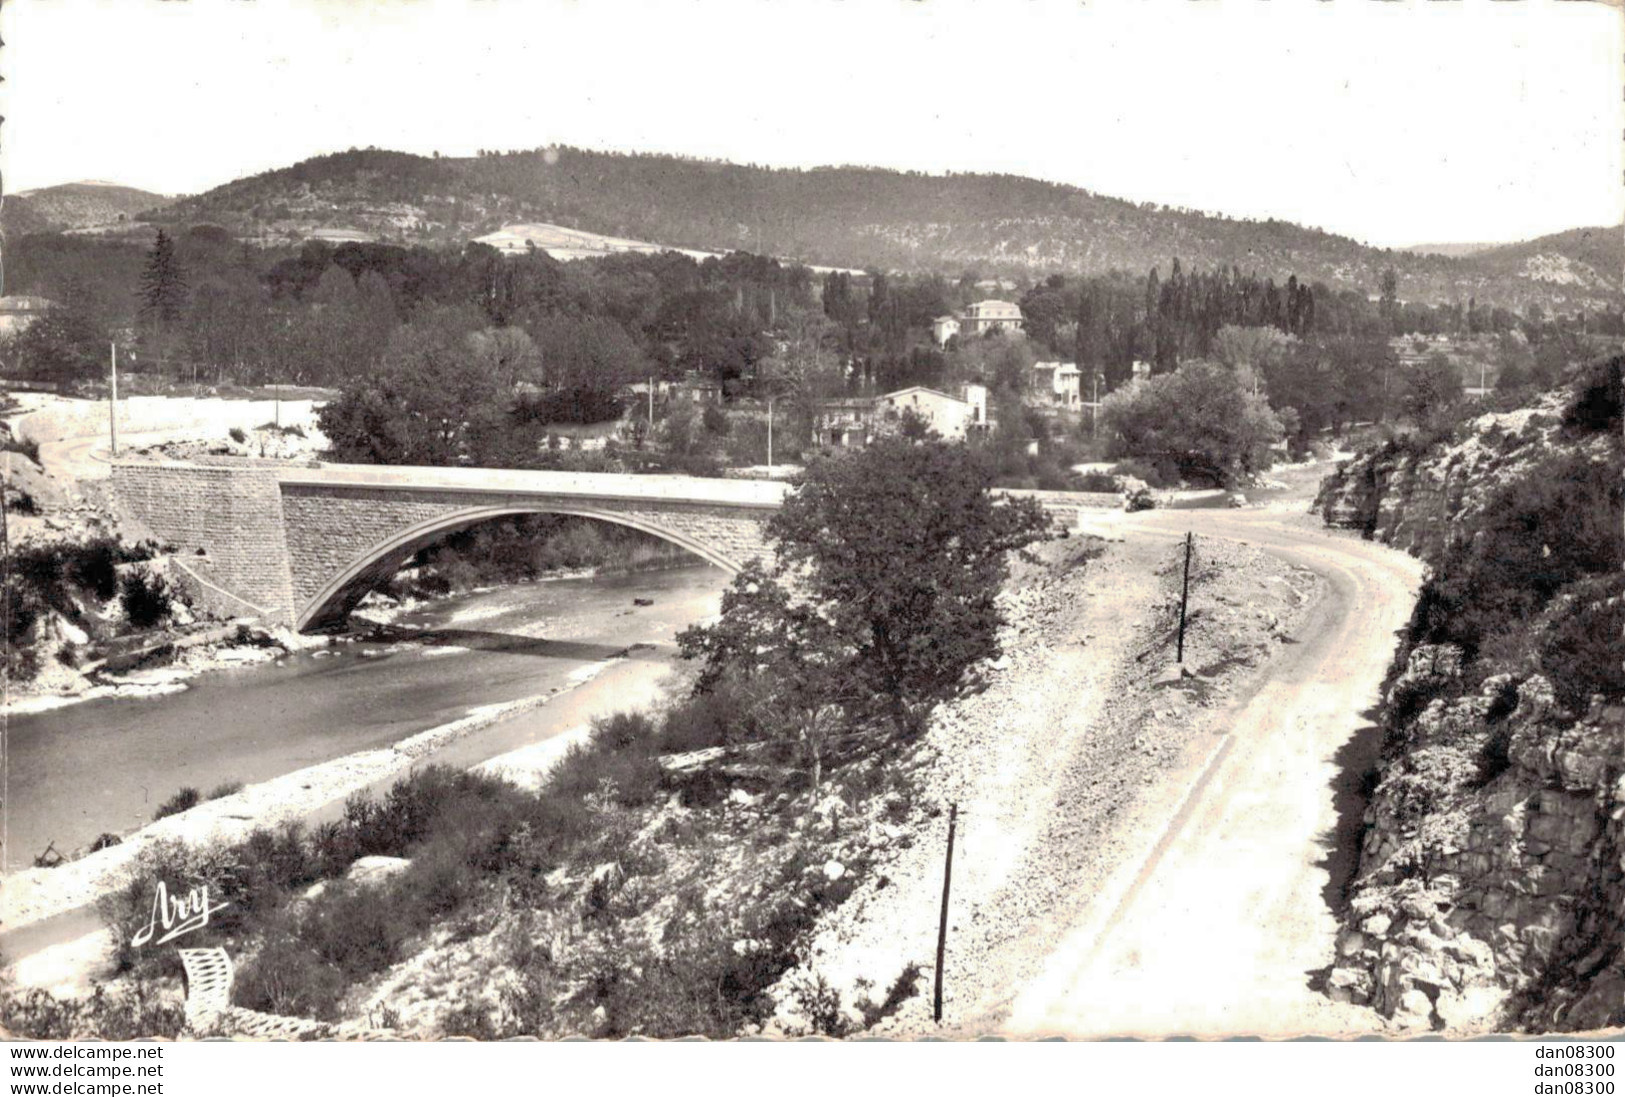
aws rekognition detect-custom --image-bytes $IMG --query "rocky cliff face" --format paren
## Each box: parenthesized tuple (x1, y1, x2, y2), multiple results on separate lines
(1315, 359, 1624, 1033)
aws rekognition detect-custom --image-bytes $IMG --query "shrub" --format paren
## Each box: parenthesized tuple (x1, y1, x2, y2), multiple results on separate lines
(1410, 449, 1623, 658)
(232, 932, 347, 1020)
(1074, 470, 1119, 493)
(120, 570, 173, 629)
(1532, 573, 1625, 715)
(228, 426, 248, 444)
(152, 786, 201, 821)
(1562, 355, 1622, 436)
(2, 433, 42, 464)
(207, 781, 245, 800)
(0, 984, 185, 1040)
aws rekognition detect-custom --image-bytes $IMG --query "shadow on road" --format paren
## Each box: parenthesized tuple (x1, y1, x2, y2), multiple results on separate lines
(1304, 703, 1387, 994)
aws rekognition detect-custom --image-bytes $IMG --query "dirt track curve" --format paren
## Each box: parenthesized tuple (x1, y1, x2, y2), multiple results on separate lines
(998, 507, 1424, 1038)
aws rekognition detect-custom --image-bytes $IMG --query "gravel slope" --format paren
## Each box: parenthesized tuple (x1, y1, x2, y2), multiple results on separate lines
(773, 521, 1330, 1036)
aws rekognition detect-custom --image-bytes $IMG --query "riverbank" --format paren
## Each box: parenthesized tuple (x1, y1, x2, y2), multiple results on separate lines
(1, 648, 682, 940)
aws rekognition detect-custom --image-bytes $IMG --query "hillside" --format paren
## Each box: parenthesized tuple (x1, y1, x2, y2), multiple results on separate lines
(6, 182, 174, 236)
(1315, 359, 1624, 1032)
(140, 147, 1620, 311)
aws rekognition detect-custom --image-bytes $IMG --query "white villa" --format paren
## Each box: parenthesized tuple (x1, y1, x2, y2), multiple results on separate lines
(931, 300, 1025, 346)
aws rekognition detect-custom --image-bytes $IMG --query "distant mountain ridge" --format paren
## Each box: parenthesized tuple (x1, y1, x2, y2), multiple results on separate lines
(72, 147, 1625, 309)
(5, 181, 175, 237)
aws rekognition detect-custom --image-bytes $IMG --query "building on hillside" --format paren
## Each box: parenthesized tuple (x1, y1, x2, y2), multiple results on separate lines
(874, 384, 989, 441)
(958, 299, 1024, 338)
(1030, 361, 1082, 408)
(813, 396, 878, 448)
(812, 383, 990, 448)
(0, 296, 55, 337)
(931, 300, 1024, 346)
(673, 372, 723, 404)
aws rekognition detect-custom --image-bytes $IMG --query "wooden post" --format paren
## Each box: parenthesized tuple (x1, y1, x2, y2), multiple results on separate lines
(766, 396, 774, 473)
(933, 802, 958, 1024)
(1176, 531, 1193, 664)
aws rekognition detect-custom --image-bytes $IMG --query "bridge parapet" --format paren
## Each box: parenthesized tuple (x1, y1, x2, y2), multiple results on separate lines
(108, 460, 1116, 632)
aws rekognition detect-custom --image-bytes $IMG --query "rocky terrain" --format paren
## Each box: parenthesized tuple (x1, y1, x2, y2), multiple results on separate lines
(1314, 359, 1624, 1033)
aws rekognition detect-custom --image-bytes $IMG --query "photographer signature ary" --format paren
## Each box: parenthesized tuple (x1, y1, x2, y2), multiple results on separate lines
(131, 881, 230, 948)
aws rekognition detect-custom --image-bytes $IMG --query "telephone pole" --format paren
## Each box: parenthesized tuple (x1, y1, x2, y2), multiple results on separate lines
(1176, 532, 1193, 664)
(933, 802, 959, 1024)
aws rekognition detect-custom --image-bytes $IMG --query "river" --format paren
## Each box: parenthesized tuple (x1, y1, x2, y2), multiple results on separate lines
(7, 565, 728, 866)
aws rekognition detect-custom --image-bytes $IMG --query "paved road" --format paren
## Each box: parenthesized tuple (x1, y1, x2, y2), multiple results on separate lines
(1001, 506, 1424, 1038)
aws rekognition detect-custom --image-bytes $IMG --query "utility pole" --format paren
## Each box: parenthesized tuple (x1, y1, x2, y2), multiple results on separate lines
(647, 376, 654, 425)
(1176, 532, 1193, 664)
(766, 396, 774, 474)
(109, 342, 119, 457)
(933, 802, 959, 1024)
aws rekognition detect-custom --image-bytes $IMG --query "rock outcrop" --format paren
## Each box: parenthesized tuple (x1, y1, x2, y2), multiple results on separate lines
(1316, 359, 1624, 1033)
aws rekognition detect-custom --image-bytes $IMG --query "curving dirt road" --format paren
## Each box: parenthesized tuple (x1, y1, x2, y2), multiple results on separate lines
(999, 506, 1424, 1037)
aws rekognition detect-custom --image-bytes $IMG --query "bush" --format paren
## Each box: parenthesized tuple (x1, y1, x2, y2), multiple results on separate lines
(1, 433, 42, 464)
(1532, 573, 1625, 715)
(702, 404, 731, 436)
(1074, 470, 1119, 493)
(152, 786, 201, 821)
(120, 570, 173, 629)
(0, 985, 185, 1040)
(208, 781, 245, 800)
(228, 426, 248, 444)
(1410, 449, 1623, 658)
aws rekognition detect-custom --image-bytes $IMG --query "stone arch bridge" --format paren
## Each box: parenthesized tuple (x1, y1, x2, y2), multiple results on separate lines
(109, 459, 1108, 632)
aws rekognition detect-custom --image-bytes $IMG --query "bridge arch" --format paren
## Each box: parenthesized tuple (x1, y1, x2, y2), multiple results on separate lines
(297, 503, 745, 632)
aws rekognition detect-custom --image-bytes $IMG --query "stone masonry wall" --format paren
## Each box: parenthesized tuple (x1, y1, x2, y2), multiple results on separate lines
(280, 484, 775, 629)
(109, 462, 298, 623)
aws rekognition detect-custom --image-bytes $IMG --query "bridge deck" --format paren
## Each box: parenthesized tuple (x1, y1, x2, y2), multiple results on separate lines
(273, 462, 790, 510)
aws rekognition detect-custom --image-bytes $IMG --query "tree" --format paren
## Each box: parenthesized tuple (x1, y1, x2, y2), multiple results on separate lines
(1099, 359, 1284, 486)
(1400, 354, 1465, 421)
(1212, 324, 1294, 397)
(138, 229, 189, 371)
(139, 230, 189, 325)
(524, 314, 648, 424)
(679, 438, 1053, 738)
(1378, 267, 1399, 334)
(318, 307, 509, 466)
(9, 298, 106, 385)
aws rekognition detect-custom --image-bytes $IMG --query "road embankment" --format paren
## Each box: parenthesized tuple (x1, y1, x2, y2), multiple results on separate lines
(770, 513, 1350, 1036)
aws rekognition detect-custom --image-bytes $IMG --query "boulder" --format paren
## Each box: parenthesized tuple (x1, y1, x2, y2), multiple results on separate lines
(346, 855, 412, 886)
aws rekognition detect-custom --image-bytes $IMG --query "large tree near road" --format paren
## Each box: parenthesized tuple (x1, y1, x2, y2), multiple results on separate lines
(680, 436, 1053, 740)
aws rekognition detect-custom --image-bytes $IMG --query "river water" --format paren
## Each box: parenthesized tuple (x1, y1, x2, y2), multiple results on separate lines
(8, 565, 728, 864)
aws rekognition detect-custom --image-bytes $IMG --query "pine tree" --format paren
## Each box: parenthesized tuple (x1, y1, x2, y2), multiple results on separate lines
(138, 229, 190, 374)
(139, 229, 189, 325)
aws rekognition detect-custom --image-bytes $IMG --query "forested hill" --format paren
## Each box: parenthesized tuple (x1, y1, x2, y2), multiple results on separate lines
(139, 147, 1618, 310)
(5, 182, 174, 235)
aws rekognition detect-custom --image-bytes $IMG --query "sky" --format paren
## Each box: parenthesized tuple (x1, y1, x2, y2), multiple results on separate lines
(4, 0, 1621, 249)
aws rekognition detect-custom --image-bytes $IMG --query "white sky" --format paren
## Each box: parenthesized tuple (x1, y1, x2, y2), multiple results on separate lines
(4, 0, 1621, 248)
